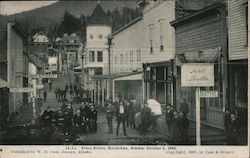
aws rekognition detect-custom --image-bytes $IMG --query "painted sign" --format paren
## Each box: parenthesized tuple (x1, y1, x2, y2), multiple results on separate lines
(10, 88, 33, 93)
(30, 74, 57, 79)
(36, 84, 44, 89)
(200, 91, 218, 98)
(181, 63, 214, 87)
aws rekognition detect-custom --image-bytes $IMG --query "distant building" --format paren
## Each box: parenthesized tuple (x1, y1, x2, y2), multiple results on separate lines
(82, 3, 112, 104)
(6, 23, 29, 118)
(32, 32, 49, 43)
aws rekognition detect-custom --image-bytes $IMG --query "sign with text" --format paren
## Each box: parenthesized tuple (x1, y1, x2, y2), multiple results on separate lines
(10, 88, 33, 93)
(200, 91, 218, 98)
(36, 84, 44, 89)
(181, 63, 214, 87)
(31, 74, 57, 79)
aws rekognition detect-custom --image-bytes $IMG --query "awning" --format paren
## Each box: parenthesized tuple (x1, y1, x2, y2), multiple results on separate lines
(114, 72, 143, 81)
(73, 65, 82, 70)
(0, 78, 8, 88)
(92, 71, 143, 80)
(176, 47, 221, 66)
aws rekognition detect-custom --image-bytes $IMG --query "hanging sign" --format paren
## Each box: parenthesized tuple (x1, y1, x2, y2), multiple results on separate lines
(200, 91, 218, 98)
(181, 63, 214, 87)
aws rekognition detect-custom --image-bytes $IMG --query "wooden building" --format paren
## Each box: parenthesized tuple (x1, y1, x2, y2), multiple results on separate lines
(170, 3, 227, 129)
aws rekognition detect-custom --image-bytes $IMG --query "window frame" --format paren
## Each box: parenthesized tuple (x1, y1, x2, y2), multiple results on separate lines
(89, 51, 95, 62)
(97, 51, 103, 62)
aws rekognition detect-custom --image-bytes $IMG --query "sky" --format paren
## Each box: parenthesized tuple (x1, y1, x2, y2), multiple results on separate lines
(0, 1, 58, 15)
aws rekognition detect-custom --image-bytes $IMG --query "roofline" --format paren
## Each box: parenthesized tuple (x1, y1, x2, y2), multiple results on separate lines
(170, 3, 225, 28)
(143, 60, 172, 68)
(87, 24, 112, 27)
(112, 16, 143, 36)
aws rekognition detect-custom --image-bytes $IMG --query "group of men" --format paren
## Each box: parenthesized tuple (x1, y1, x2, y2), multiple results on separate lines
(105, 99, 153, 137)
(40, 100, 97, 135)
(165, 99, 190, 145)
(54, 84, 87, 103)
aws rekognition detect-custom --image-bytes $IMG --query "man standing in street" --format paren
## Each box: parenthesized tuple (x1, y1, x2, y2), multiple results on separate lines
(43, 90, 47, 102)
(180, 98, 189, 118)
(140, 101, 151, 136)
(115, 101, 128, 136)
(106, 102, 115, 134)
(166, 105, 174, 136)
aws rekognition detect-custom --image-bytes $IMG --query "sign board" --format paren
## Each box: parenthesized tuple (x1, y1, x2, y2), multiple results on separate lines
(10, 88, 33, 93)
(200, 91, 218, 98)
(181, 63, 214, 87)
(36, 84, 44, 89)
(30, 74, 57, 79)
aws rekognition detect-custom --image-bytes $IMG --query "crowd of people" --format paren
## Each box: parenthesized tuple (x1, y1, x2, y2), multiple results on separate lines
(40, 100, 97, 135)
(166, 99, 190, 145)
(104, 98, 156, 137)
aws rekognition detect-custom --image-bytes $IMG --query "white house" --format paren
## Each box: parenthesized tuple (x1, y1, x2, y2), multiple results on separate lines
(83, 3, 112, 105)
(32, 32, 49, 43)
(109, 0, 176, 104)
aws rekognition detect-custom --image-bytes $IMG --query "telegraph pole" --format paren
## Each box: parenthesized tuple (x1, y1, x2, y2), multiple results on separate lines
(107, 34, 113, 101)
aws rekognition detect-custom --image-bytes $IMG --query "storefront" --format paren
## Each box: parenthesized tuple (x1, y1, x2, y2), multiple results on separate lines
(170, 3, 227, 129)
(143, 61, 175, 107)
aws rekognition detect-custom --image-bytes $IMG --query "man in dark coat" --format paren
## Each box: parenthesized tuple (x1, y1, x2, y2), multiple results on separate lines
(41, 106, 53, 126)
(80, 102, 91, 133)
(73, 109, 85, 134)
(106, 102, 115, 134)
(179, 98, 189, 118)
(115, 101, 128, 136)
(166, 105, 174, 136)
(89, 105, 98, 133)
(224, 110, 231, 144)
(140, 102, 152, 136)
(43, 90, 47, 102)
(170, 111, 179, 144)
(228, 113, 238, 145)
(178, 112, 189, 144)
(63, 103, 73, 134)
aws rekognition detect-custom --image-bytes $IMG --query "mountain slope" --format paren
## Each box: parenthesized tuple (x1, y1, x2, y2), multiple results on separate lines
(0, 1, 137, 33)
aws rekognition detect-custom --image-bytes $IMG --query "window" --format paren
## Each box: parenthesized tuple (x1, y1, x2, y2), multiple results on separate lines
(120, 54, 123, 64)
(99, 34, 103, 39)
(89, 51, 95, 62)
(125, 53, 128, 64)
(244, 3, 248, 46)
(90, 35, 93, 39)
(149, 27, 153, 53)
(97, 51, 103, 62)
(130, 51, 133, 63)
(159, 22, 164, 51)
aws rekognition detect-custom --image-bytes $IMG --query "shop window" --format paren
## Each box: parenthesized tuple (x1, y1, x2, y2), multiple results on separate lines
(97, 51, 103, 62)
(156, 67, 164, 80)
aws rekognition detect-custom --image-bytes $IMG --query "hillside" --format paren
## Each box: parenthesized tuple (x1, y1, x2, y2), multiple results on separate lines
(0, 1, 137, 35)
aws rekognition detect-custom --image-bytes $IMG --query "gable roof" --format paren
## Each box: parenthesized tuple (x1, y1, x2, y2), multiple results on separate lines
(87, 3, 111, 26)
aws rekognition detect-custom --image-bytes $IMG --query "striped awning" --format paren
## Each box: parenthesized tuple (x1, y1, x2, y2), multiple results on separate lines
(176, 47, 221, 66)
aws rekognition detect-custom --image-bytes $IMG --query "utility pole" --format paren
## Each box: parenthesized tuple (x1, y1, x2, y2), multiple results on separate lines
(107, 34, 113, 102)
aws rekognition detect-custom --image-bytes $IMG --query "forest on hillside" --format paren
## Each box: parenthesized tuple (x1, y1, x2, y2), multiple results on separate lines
(13, 6, 142, 42)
